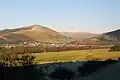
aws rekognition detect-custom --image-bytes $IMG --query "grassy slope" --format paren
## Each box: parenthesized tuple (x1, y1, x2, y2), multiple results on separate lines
(0, 25, 70, 43)
(0, 33, 35, 44)
(15, 30, 70, 43)
(60, 32, 99, 41)
(35, 49, 120, 63)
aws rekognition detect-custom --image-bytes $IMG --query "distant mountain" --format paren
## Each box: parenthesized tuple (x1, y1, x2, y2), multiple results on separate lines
(60, 29, 120, 45)
(0, 25, 69, 44)
(60, 32, 99, 41)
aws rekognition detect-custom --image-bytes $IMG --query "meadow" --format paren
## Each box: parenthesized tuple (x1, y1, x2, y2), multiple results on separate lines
(35, 49, 120, 64)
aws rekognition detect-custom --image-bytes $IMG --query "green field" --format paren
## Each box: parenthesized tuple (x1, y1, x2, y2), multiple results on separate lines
(35, 49, 120, 64)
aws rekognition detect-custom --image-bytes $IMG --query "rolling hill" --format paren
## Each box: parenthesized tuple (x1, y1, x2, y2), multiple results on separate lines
(0, 25, 69, 44)
(60, 32, 99, 41)
(60, 29, 120, 45)
(83, 28, 120, 45)
(0, 25, 119, 45)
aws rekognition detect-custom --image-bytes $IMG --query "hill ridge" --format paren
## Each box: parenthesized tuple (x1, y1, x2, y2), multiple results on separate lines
(0, 24, 69, 44)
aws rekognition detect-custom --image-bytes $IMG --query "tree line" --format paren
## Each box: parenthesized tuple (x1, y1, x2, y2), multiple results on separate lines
(6, 44, 109, 54)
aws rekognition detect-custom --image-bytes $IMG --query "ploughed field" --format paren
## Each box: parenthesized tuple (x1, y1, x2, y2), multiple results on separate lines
(35, 49, 120, 64)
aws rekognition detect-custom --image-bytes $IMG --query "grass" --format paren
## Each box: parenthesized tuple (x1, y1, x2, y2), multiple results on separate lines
(35, 49, 120, 64)
(16, 30, 70, 43)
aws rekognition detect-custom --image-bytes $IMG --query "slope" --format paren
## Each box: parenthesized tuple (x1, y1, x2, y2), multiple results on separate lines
(97, 29, 120, 44)
(60, 32, 99, 41)
(0, 25, 69, 44)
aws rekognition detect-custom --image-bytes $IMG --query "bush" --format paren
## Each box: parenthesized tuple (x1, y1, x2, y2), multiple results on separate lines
(104, 58, 118, 64)
(78, 59, 118, 77)
(109, 44, 120, 51)
(49, 67, 75, 80)
(78, 61, 100, 76)
(1, 64, 46, 80)
(0, 53, 47, 80)
(0, 54, 36, 67)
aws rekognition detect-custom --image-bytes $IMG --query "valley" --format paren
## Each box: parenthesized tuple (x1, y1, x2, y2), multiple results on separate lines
(1, 1, 120, 80)
(0, 25, 120, 80)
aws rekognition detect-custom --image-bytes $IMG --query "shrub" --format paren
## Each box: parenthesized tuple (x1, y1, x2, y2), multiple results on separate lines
(0, 54, 36, 67)
(109, 44, 120, 51)
(78, 61, 100, 76)
(105, 58, 118, 64)
(0, 53, 47, 80)
(49, 67, 75, 80)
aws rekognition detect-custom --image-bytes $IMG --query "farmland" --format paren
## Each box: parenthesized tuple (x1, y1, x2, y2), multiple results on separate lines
(35, 49, 120, 64)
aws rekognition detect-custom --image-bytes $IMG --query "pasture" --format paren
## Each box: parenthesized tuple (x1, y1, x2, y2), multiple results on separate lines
(35, 49, 120, 64)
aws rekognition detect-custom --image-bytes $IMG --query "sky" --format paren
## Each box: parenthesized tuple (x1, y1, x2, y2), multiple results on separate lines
(0, 0, 120, 33)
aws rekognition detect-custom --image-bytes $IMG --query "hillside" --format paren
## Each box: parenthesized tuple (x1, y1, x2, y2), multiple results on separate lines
(0, 25, 69, 44)
(60, 32, 99, 41)
(77, 29, 120, 45)
(105, 29, 120, 41)
(97, 29, 120, 44)
(60, 29, 120, 45)
(0, 25, 119, 44)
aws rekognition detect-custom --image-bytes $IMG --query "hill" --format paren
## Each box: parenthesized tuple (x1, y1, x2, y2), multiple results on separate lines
(97, 29, 120, 44)
(105, 29, 120, 42)
(60, 32, 99, 41)
(69, 29, 120, 45)
(0, 25, 119, 45)
(60, 29, 120, 45)
(60, 32, 103, 45)
(0, 25, 70, 44)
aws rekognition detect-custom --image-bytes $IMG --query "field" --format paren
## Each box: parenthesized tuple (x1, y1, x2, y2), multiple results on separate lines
(35, 49, 120, 64)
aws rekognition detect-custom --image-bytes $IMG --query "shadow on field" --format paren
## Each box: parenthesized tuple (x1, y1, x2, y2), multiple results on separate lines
(0, 59, 120, 80)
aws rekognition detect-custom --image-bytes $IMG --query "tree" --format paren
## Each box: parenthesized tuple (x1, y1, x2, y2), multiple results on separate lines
(78, 61, 102, 77)
(0, 54, 36, 67)
(20, 55, 36, 66)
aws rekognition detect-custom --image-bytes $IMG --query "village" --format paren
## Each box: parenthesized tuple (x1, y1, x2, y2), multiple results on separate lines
(0, 40, 111, 54)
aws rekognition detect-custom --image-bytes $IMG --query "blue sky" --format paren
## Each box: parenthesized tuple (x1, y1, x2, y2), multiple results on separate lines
(0, 0, 120, 33)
